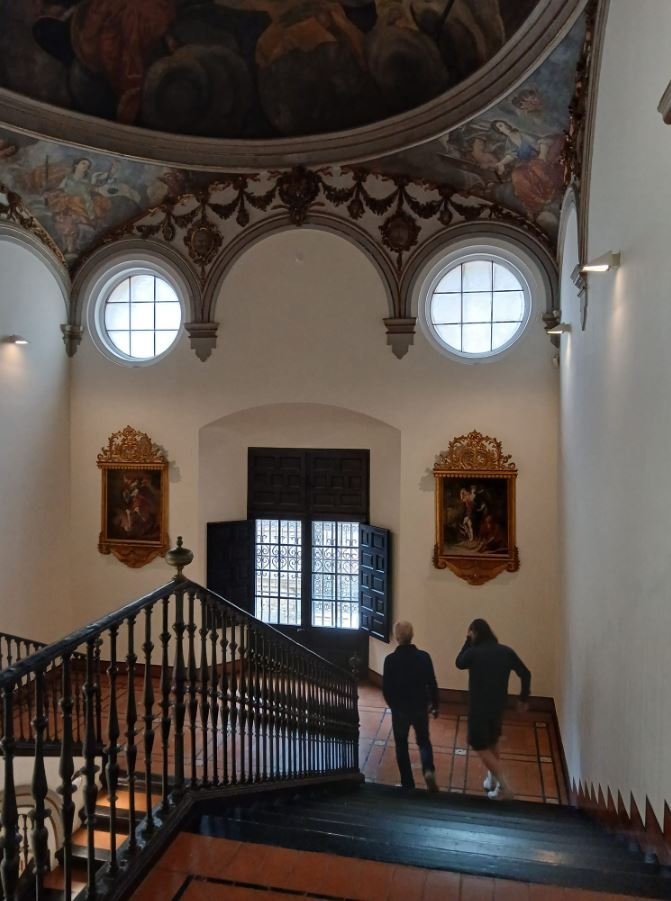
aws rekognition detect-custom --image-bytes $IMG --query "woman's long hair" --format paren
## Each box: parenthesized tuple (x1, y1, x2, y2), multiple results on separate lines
(469, 618, 498, 645)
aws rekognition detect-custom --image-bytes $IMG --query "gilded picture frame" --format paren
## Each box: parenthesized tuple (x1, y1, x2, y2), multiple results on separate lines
(433, 431, 519, 586)
(97, 426, 169, 568)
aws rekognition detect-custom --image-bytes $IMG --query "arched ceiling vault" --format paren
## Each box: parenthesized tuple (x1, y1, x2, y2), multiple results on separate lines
(0, 0, 595, 312)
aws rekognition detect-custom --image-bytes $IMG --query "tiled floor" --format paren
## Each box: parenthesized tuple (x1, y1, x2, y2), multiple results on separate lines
(357, 683, 567, 804)
(126, 684, 659, 901)
(130, 833, 655, 901)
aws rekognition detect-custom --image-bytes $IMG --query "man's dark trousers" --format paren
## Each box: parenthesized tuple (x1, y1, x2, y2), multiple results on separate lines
(391, 708, 435, 789)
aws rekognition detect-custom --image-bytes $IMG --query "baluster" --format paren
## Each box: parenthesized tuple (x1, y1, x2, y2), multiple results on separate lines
(59, 654, 76, 901)
(73, 659, 83, 745)
(199, 596, 210, 787)
(0, 637, 4, 670)
(288, 646, 297, 779)
(238, 621, 247, 784)
(297, 654, 306, 778)
(279, 643, 287, 779)
(273, 642, 281, 779)
(126, 617, 138, 852)
(266, 638, 275, 780)
(260, 632, 268, 783)
(171, 585, 187, 801)
(30, 670, 50, 898)
(142, 605, 155, 835)
(94, 638, 106, 792)
(105, 627, 120, 876)
(252, 624, 262, 782)
(219, 611, 230, 785)
(186, 589, 198, 788)
(209, 607, 220, 786)
(0, 681, 20, 901)
(22, 663, 32, 744)
(248, 623, 257, 783)
(159, 597, 172, 813)
(82, 639, 100, 899)
(20, 814, 29, 877)
(229, 616, 238, 785)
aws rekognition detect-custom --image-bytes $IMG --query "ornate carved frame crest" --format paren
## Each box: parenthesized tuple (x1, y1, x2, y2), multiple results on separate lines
(433, 431, 519, 586)
(97, 426, 169, 568)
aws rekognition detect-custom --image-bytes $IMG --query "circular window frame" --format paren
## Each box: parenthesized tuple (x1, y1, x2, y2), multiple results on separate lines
(416, 237, 544, 364)
(86, 256, 187, 367)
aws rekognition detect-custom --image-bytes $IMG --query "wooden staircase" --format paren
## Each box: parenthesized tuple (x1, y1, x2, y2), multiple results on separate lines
(42, 784, 149, 900)
(186, 782, 671, 899)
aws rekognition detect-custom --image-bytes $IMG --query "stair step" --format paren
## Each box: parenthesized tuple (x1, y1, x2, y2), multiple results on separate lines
(196, 816, 671, 898)
(227, 804, 624, 858)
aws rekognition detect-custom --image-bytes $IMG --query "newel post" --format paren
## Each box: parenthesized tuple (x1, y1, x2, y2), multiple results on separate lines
(165, 537, 194, 581)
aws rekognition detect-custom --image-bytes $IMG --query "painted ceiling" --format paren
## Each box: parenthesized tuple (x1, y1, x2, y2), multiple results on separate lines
(1, 0, 540, 139)
(0, 5, 587, 271)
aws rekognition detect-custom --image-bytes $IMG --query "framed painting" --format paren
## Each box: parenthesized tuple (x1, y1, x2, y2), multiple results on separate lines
(433, 432, 519, 586)
(97, 426, 169, 568)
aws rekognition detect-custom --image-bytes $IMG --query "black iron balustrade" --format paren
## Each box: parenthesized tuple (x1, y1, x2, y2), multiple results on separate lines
(0, 573, 360, 901)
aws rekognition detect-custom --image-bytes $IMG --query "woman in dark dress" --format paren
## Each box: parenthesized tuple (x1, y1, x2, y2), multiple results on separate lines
(455, 618, 531, 800)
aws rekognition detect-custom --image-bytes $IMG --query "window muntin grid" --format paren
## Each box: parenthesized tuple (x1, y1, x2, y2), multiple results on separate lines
(254, 519, 302, 626)
(429, 258, 527, 357)
(253, 519, 360, 629)
(311, 521, 360, 630)
(103, 273, 181, 360)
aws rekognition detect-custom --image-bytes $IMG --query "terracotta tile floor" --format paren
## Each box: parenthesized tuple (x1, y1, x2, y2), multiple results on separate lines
(126, 684, 658, 901)
(130, 833, 655, 901)
(357, 682, 567, 804)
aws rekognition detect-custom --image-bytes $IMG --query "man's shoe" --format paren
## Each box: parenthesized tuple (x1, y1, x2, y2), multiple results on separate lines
(483, 771, 497, 792)
(487, 783, 514, 801)
(424, 770, 438, 793)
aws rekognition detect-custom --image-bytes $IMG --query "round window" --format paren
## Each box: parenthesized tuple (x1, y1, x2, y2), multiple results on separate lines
(94, 269, 183, 363)
(424, 254, 532, 360)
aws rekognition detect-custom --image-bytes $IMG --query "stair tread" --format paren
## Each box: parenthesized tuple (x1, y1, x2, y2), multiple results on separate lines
(196, 817, 671, 897)
(226, 804, 621, 854)
(200, 810, 646, 871)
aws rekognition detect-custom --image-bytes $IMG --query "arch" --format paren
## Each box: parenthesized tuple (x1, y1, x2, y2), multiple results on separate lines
(557, 185, 587, 328)
(401, 221, 558, 320)
(557, 185, 583, 330)
(70, 238, 203, 359)
(203, 213, 399, 323)
(0, 223, 71, 317)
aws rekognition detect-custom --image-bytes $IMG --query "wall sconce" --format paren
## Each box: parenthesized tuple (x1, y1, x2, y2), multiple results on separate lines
(2, 334, 29, 345)
(580, 251, 621, 274)
(546, 323, 571, 335)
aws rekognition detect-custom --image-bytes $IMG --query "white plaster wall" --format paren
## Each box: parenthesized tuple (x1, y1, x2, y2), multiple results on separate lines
(69, 227, 559, 694)
(557, 0, 671, 821)
(0, 239, 72, 640)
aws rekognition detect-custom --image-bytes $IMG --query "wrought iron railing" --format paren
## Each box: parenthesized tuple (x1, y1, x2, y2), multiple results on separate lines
(0, 556, 360, 901)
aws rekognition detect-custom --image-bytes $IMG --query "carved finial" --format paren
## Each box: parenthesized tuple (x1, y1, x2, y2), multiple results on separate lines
(165, 537, 194, 581)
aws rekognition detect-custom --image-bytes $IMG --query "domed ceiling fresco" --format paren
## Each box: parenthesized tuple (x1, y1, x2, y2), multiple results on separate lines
(0, 10, 585, 267)
(1, 0, 541, 139)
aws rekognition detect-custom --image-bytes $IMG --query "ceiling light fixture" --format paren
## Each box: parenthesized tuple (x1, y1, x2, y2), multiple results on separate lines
(580, 251, 621, 274)
(2, 334, 29, 345)
(546, 323, 571, 335)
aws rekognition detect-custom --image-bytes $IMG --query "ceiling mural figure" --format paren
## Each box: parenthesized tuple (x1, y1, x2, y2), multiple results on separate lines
(375, 16, 585, 238)
(0, 0, 539, 139)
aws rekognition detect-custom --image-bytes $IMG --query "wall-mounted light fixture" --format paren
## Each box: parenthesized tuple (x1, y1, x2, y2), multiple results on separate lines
(2, 334, 29, 345)
(546, 323, 571, 335)
(580, 251, 621, 274)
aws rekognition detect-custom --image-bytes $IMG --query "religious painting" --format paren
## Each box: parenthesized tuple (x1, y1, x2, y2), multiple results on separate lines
(97, 426, 169, 568)
(0, 0, 540, 140)
(433, 431, 518, 585)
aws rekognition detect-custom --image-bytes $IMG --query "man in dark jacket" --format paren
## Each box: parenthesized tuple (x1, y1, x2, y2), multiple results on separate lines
(383, 620, 439, 792)
(455, 618, 531, 800)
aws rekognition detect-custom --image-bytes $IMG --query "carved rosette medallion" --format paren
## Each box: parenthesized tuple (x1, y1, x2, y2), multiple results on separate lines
(380, 210, 420, 256)
(97, 426, 170, 568)
(433, 431, 519, 586)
